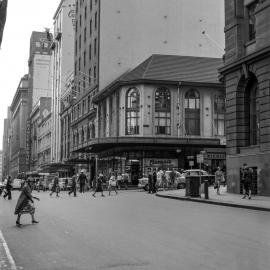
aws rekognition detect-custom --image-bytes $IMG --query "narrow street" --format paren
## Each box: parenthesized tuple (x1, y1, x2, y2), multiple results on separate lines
(1, 190, 270, 270)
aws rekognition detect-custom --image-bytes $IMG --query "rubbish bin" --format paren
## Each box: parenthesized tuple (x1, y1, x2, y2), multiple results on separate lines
(186, 176, 200, 197)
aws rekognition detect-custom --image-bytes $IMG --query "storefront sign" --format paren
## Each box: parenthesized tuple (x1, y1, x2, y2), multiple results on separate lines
(205, 153, 225, 160)
(197, 154, 204, 163)
(144, 158, 178, 168)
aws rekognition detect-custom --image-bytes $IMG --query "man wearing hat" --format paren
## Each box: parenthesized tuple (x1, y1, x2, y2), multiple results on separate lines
(241, 163, 253, 199)
(78, 170, 88, 193)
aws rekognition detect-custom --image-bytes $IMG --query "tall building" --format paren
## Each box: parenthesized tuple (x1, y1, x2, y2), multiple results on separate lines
(0, 0, 8, 47)
(51, 0, 76, 165)
(68, 0, 225, 175)
(0, 150, 3, 181)
(220, 0, 270, 196)
(2, 107, 11, 178)
(9, 75, 29, 178)
(28, 31, 52, 115)
(27, 31, 53, 172)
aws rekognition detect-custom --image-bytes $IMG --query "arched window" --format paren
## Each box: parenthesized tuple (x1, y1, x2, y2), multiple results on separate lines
(214, 95, 225, 136)
(155, 88, 171, 135)
(247, 79, 259, 145)
(185, 89, 200, 135)
(126, 88, 140, 135)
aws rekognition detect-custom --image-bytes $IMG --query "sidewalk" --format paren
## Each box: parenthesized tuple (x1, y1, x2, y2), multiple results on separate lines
(156, 186, 270, 212)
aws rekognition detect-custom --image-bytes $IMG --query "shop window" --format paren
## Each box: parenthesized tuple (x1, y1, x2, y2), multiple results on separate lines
(126, 88, 140, 135)
(214, 95, 225, 136)
(185, 89, 200, 135)
(155, 88, 171, 135)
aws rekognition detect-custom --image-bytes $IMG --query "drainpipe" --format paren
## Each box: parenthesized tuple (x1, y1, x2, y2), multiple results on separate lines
(177, 82, 182, 137)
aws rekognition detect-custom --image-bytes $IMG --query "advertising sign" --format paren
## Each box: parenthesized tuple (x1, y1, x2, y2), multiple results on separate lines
(144, 158, 178, 168)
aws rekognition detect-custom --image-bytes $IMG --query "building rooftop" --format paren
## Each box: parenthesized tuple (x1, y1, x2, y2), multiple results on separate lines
(94, 54, 223, 102)
(121, 54, 223, 84)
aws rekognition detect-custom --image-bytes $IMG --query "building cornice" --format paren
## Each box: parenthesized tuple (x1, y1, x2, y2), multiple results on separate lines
(219, 45, 270, 75)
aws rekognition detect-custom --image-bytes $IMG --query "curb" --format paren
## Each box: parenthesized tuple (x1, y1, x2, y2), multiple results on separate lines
(156, 194, 270, 212)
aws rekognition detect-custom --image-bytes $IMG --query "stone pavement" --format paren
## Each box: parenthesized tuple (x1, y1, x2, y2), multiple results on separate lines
(156, 186, 270, 212)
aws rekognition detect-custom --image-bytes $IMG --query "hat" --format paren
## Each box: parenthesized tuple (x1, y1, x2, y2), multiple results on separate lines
(80, 170, 84, 173)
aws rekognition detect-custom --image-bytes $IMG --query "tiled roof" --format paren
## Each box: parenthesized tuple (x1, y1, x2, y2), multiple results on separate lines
(121, 54, 223, 84)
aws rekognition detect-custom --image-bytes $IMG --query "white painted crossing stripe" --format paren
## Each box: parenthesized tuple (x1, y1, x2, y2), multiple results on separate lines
(0, 230, 17, 270)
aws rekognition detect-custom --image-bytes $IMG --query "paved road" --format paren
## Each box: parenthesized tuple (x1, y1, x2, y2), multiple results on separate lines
(0, 190, 270, 270)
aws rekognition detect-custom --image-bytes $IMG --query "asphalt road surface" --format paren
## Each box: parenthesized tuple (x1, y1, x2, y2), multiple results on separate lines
(0, 190, 270, 270)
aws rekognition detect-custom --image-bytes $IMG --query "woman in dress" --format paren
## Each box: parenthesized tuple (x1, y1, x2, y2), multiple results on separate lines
(50, 176, 60, 197)
(14, 178, 40, 226)
(215, 167, 224, 195)
(92, 172, 105, 197)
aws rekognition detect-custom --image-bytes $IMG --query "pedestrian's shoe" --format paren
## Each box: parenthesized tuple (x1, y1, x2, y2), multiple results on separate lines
(248, 196, 251, 200)
(16, 221, 22, 226)
(101, 194, 105, 197)
(50, 193, 52, 196)
(242, 196, 246, 199)
(32, 220, 39, 224)
(92, 194, 95, 197)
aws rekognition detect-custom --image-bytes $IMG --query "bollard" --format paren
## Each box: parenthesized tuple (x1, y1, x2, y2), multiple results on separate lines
(204, 180, 209, 199)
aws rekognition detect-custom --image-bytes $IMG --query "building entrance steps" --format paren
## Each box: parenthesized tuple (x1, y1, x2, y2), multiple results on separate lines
(156, 186, 270, 212)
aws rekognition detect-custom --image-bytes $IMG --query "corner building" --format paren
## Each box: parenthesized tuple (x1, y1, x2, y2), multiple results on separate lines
(90, 55, 226, 184)
(220, 0, 270, 196)
(71, 0, 225, 176)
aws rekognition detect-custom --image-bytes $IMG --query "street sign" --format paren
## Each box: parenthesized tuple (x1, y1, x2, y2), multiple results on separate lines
(189, 160, 194, 167)
(197, 154, 204, 163)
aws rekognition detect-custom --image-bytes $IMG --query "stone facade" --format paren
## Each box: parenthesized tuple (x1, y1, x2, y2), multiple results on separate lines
(220, 0, 270, 196)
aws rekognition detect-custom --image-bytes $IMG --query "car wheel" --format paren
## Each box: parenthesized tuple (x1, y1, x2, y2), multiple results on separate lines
(143, 184, 149, 191)
(178, 183, 186, 189)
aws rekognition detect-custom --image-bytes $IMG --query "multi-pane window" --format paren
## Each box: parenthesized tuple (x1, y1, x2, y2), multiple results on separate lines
(84, 6, 87, 19)
(94, 65, 97, 80)
(185, 89, 200, 135)
(89, 43, 92, 60)
(94, 38, 97, 55)
(95, 12, 97, 29)
(155, 88, 171, 135)
(88, 68, 91, 85)
(247, 1, 258, 41)
(90, 0, 92, 11)
(126, 88, 140, 135)
(90, 19, 92, 36)
(84, 27, 86, 42)
(79, 35, 81, 49)
(83, 50, 86, 67)
(214, 95, 225, 136)
(79, 15, 81, 27)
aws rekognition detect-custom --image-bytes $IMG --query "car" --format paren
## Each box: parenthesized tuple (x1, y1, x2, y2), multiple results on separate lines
(138, 170, 186, 190)
(12, 179, 22, 190)
(138, 175, 149, 191)
(179, 169, 215, 185)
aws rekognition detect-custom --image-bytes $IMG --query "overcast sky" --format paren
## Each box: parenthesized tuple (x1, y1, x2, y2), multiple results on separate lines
(0, 0, 59, 149)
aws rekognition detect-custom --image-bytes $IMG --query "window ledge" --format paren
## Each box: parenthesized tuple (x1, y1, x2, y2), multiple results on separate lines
(245, 39, 256, 55)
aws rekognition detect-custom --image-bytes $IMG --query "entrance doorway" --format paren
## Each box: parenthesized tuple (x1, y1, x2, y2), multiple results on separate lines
(130, 162, 140, 185)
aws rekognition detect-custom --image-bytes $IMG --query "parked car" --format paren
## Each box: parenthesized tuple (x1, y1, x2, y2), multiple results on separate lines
(179, 169, 215, 185)
(12, 179, 22, 190)
(138, 170, 186, 190)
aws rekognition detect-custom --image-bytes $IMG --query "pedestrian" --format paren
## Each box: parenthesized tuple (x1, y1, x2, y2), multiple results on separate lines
(108, 172, 118, 195)
(241, 163, 253, 199)
(92, 172, 105, 197)
(78, 170, 88, 193)
(3, 176, 12, 200)
(50, 176, 60, 197)
(161, 169, 167, 190)
(147, 168, 153, 194)
(116, 172, 122, 190)
(214, 167, 223, 195)
(14, 178, 40, 226)
(152, 168, 157, 193)
(68, 174, 77, 197)
(169, 168, 177, 190)
(122, 171, 129, 190)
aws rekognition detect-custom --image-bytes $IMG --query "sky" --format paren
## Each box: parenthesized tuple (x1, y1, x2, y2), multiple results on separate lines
(0, 0, 59, 149)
